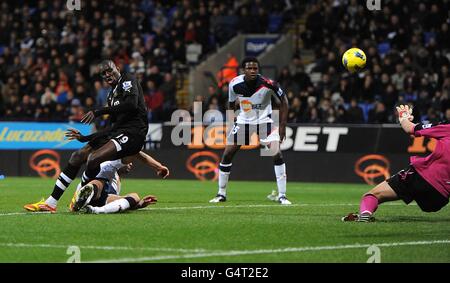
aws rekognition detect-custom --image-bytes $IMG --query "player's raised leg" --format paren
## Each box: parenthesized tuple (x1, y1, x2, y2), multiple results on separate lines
(82, 140, 119, 186)
(84, 193, 142, 214)
(71, 179, 105, 212)
(342, 181, 399, 222)
(210, 144, 241, 203)
(24, 145, 92, 212)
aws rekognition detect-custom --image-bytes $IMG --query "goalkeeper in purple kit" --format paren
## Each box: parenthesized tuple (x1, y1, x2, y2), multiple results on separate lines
(343, 105, 449, 222)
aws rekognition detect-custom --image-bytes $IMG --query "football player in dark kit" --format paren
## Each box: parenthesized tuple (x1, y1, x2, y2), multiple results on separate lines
(71, 60, 149, 210)
(24, 60, 149, 212)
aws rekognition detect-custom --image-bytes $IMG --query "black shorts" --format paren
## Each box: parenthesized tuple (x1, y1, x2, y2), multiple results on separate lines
(110, 130, 146, 159)
(228, 123, 273, 145)
(88, 132, 110, 150)
(87, 130, 145, 159)
(387, 165, 449, 212)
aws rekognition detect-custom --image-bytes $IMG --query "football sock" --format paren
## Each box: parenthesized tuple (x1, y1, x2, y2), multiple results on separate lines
(45, 196, 58, 208)
(218, 163, 232, 196)
(81, 172, 89, 186)
(83, 165, 101, 186)
(360, 194, 378, 215)
(95, 197, 135, 214)
(47, 163, 79, 207)
(274, 163, 287, 198)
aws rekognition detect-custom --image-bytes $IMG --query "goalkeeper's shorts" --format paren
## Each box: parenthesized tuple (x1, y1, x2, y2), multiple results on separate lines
(387, 165, 448, 212)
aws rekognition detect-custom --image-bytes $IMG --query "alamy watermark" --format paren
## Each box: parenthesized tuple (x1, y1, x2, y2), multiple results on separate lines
(366, 245, 381, 263)
(366, 0, 381, 11)
(170, 102, 281, 157)
(66, 245, 81, 263)
(66, 0, 81, 11)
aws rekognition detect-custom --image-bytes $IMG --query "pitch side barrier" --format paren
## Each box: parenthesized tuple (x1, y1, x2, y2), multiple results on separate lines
(0, 123, 433, 184)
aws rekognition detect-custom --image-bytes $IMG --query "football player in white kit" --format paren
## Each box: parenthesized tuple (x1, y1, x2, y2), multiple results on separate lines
(209, 57, 291, 204)
(70, 151, 169, 214)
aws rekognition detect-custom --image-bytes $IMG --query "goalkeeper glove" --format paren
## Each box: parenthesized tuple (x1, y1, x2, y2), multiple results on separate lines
(396, 104, 414, 123)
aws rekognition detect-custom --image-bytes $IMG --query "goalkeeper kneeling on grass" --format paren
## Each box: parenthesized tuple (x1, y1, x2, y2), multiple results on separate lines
(343, 104, 450, 222)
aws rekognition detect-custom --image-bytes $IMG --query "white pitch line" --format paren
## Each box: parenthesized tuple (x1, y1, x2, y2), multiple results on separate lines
(143, 202, 410, 211)
(0, 202, 413, 217)
(86, 239, 450, 263)
(0, 242, 216, 253)
(0, 211, 52, 216)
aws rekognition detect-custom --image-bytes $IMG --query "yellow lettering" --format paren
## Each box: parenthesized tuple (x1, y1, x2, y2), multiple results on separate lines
(47, 130, 56, 141)
(31, 131, 40, 141)
(0, 127, 8, 141)
(22, 131, 33, 141)
(6, 131, 20, 141)
(40, 131, 49, 141)
(57, 129, 66, 141)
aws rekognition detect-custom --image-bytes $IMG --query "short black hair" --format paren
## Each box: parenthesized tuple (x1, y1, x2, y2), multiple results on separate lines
(241, 57, 259, 68)
(99, 59, 115, 70)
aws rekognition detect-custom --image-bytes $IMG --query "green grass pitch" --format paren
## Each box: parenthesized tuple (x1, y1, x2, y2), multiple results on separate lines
(0, 177, 449, 263)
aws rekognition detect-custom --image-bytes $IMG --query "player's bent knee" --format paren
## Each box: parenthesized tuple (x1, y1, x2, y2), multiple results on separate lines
(273, 156, 284, 165)
(364, 191, 380, 199)
(70, 149, 88, 165)
(221, 153, 234, 164)
(421, 205, 443, 213)
(86, 153, 102, 168)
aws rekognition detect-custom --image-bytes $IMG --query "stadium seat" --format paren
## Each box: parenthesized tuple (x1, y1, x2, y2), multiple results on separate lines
(359, 102, 374, 123)
(186, 43, 202, 64)
(377, 42, 390, 57)
(423, 32, 436, 45)
(268, 14, 283, 33)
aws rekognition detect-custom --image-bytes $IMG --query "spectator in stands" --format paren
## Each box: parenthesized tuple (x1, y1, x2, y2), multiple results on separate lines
(445, 108, 450, 121)
(217, 53, 238, 88)
(144, 80, 164, 123)
(368, 101, 389, 124)
(1, 0, 448, 126)
(0, 0, 293, 123)
(277, 67, 295, 94)
(288, 96, 303, 123)
(347, 98, 365, 124)
(68, 99, 85, 123)
(159, 73, 177, 120)
(204, 96, 223, 124)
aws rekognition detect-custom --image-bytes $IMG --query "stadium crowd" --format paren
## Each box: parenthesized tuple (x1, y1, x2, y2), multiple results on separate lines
(285, 0, 450, 124)
(1, 0, 449, 125)
(0, 0, 291, 125)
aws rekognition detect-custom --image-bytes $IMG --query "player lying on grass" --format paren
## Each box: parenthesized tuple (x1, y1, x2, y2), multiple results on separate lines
(343, 105, 450, 222)
(69, 156, 166, 214)
(24, 129, 169, 213)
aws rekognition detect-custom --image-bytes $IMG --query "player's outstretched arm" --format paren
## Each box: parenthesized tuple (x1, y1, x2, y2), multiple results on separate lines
(65, 127, 111, 143)
(127, 151, 170, 178)
(396, 105, 416, 134)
